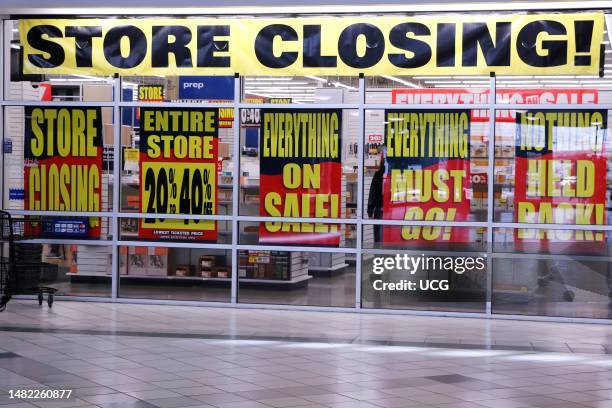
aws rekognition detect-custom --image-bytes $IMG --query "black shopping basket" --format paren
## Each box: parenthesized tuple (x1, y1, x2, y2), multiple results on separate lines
(0, 211, 57, 311)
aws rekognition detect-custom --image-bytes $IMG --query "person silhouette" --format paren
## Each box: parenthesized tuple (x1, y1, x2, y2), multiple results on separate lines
(367, 156, 385, 243)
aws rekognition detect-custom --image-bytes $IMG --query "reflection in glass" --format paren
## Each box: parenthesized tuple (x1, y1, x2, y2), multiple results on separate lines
(494, 228, 612, 256)
(493, 257, 612, 319)
(238, 250, 355, 307)
(10, 243, 112, 297)
(494, 109, 610, 232)
(362, 252, 486, 313)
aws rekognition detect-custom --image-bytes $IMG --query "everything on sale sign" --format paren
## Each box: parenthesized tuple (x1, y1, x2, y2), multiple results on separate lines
(259, 109, 342, 246)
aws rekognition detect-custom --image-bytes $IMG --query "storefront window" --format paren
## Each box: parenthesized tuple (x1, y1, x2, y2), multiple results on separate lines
(494, 227, 611, 256)
(361, 249, 487, 312)
(366, 75, 490, 105)
(237, 249, 355, 307)
(240, 108, 357, 220)
(492, 255, 612, 319)
(363, 108, 489, 224)
(3, 104, 114, 212)
(6, 242, 113, 297)
(120, 106, 234, 219)
(493, 108, 610, 226)
(239, 221, 355, 248)
(120, 217, 231, 244)
(121, 76, 235, 103)
(1, 10, 610, 320)
(119, 245, 231, 302)
(364, 225, 487, 252)
(242, 76, 358, 104)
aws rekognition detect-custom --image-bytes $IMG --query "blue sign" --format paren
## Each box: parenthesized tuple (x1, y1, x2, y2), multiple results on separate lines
(3, 139, 12, 154)
(9, 188, 24, 200)
(122, 88, 138, 127)
(178, 76, 234, 100)
(41, 218, 89, 238)
(245, 128, 259, 149)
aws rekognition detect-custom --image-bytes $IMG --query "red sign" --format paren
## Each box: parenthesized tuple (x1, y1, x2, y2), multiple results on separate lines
(392, 88, 599, 122)
(514, 109, 607, 250)
(138, 107, 218, 241)
(381, 109, 471, 244)
(24, 107, 103, 238)
(368, 134, 384, 144)
(471, 173, 488, 185)
(259, 109, 342, 246)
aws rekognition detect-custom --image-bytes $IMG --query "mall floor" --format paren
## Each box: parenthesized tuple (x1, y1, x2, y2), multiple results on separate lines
(0, 301, 610, 408)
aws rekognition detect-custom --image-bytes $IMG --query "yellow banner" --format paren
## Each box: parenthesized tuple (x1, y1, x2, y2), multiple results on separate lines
(20, 13, 604, 76)
(140, 162, 217, 232)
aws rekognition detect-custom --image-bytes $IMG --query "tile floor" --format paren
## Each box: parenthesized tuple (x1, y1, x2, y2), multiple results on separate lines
(0, 300, 610, 408)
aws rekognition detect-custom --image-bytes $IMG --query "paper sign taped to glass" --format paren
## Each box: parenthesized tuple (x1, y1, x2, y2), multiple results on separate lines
(23, 106, 103, 238)
(138, 107, 219, 241)
(381, 109, 472, 245)
(514, 109, 608, 251)
(258, 109, 343, 246)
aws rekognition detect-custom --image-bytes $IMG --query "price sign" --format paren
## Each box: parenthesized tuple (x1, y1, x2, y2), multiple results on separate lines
(138, 107, 218, 241)
(241, 108, 260, 127)
(141, 163, 216, 232)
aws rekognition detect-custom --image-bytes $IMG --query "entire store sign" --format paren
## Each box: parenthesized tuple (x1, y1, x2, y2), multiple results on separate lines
(259, 109, 342, 246)
(138, 107, 218, 241)
(382, 109, 471, 244)
(514, 110, 608, 248)
(24, 106, 103, 237)
(20, 13, 603, 76)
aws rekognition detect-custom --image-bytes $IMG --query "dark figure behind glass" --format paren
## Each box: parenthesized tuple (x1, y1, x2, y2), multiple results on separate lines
(367, 160, 385, 243)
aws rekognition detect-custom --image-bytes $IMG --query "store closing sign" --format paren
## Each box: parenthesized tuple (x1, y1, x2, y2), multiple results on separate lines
(382, 109, 471, 244)
(24, 106, 103, 238)
(138, 107, 218, 241)
(20, 13, 604, 76)
(259, 109, 342, 246)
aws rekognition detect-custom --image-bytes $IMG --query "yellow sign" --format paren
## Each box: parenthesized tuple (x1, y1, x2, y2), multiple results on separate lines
(25, 107, 102, 212)
(140, 162, 217, 233)
(20, 13, 604, 76)
(138, 107, 219, 241)
(138, 85, 164, 101)
(514, 109, 607, 243)
(124, 147, 139, 162)
(24, 106, 103, 237)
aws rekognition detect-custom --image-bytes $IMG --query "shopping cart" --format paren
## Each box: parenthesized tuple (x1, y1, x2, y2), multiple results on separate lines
(0, 211, 57, 311)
